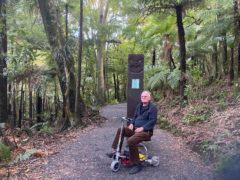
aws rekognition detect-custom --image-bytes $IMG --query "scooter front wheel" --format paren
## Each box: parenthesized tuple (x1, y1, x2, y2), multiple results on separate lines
(151, 156, 160, 166)
(111, 160, 121, 172)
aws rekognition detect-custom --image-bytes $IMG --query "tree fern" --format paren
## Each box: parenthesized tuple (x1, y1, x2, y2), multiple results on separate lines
(167, 68, 181, 89)
(145, 63, 180, 90)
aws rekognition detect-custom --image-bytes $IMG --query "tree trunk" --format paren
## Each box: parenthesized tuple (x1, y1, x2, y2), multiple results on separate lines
(7, 84, 11, 115)
(152, 49, 156, 66)
(234, 0, 240, 82)
(54, 77, 57, 119)
(7, 84, 13, 127)
(96, 41, 105, 105)
(238, 44, 240, 76)
(96, 0, 109, 105)
(222, 33, 228, 74)
(36, 89, 42, 130)
(105, 44, 109, 103)
(23, 82, 26, 122)
(113, 73, 117, 100)
(116, 74, 120, 102)
(65, 3, 68, 41)
(37, 0, 77, 126)
(18, 82, 24, 128)
(42, 89, 46, 112)
(212, 44, 218, 79)
(176, 5, 187, 100)
(13, 83, 16, 127)
(0, 0, 7, 124)
(75, 0, 85, 124)
(230, 47, 234, 84)
(28, 77, 33, 125)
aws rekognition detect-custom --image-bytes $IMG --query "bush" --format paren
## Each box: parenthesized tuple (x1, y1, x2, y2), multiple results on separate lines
(158, 116, 171, 129)
(158, 116, 182, 135)
(40, 122, 53, 134)
(0, 142, 11, 162)
(217, 100, 227, 111)
(183, 105, 213, 125)
(199, 140, 219, 163)
(145, 63, 180, 91)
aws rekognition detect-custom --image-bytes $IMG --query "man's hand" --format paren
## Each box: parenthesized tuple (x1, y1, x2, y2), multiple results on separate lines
(128, 124, 134, 130)
(135, 127, 144, 133)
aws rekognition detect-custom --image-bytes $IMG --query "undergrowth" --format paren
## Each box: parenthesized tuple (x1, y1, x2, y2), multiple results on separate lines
(0, 142, 11, 163)
(183, 105, 213, 125)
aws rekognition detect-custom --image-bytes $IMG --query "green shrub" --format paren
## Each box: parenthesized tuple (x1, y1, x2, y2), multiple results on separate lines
(0, 142, 11, 162)
(200, 140, 219, 162)
(145, 63, 180, 91)
(158, 116, 182, 135)
(158, 116, 171, 129)
(184, 84, 204, 100)
(217, 100, 227, 111)
(212, 90, 228, 100)
(183, 105, 213, 125)
(40, 122, 53, 134)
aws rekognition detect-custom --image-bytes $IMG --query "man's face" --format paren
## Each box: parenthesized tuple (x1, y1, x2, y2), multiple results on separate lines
(141, 92, 151, 104)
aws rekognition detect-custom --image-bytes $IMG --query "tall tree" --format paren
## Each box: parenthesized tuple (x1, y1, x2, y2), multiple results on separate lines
(234, 0, 240, 82)
(75, 0, 85, 123)
(140, 0, 203, 100)
(37, 0, 83, 126)
(96, 0, 109, 105)
(0, 0, 7, 124)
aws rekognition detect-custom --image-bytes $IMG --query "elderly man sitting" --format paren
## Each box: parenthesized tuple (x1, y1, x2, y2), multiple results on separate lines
(107, 91, 157, 174)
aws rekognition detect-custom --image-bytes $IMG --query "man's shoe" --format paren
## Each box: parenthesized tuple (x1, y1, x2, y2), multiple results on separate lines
(106, 152, 115, 158)
(129, 164, 142, 174)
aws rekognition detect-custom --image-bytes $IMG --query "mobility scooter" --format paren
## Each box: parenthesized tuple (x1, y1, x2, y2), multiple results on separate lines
(110, 117, 160, 172)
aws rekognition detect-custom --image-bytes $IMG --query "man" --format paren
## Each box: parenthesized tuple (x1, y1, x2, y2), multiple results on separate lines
(107, 91, 157, 174)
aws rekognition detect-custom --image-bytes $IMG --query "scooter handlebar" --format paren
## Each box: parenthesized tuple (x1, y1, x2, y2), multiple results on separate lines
(112, 116, 132, 123)
(121, 116, 132, 122)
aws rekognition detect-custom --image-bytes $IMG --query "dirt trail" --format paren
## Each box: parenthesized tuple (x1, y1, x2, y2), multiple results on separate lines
(8, 103, 214, 180)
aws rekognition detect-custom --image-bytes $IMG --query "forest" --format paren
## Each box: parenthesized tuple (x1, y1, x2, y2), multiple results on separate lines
(0, 0, 240, 179)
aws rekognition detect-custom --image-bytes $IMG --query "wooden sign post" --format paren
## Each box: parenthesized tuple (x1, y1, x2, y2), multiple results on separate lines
(127, 54, 144, 118)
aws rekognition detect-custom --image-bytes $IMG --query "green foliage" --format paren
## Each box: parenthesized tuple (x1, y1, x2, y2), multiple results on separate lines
(185, 61, 209, 100)
(183, 105, 213, 125)
(0, 142, 11, 163)
(200, 140, 219, 163)
(40, 122, 53, 135)
(211, 90, 228, 111)
(158, 115, 182, 135)
(167, 69, 181, 89)
(217, 99, 227, 111)
(212, 89, 228, 100)
(157, 115, 171, 129)
(145, 63, 181, 91)
(184, 84, 200, 99)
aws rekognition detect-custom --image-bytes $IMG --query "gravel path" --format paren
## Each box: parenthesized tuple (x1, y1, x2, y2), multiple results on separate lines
(14, 103, 214, 180)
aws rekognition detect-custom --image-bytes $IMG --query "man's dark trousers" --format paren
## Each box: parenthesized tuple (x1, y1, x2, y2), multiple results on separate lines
(112, 127, 151, 165)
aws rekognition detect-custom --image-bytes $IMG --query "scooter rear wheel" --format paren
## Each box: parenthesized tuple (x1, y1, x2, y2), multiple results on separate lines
(111, 160, 121, 172)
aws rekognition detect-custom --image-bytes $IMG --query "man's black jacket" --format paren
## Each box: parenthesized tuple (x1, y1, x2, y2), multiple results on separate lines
(131, 102, 157, 131)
